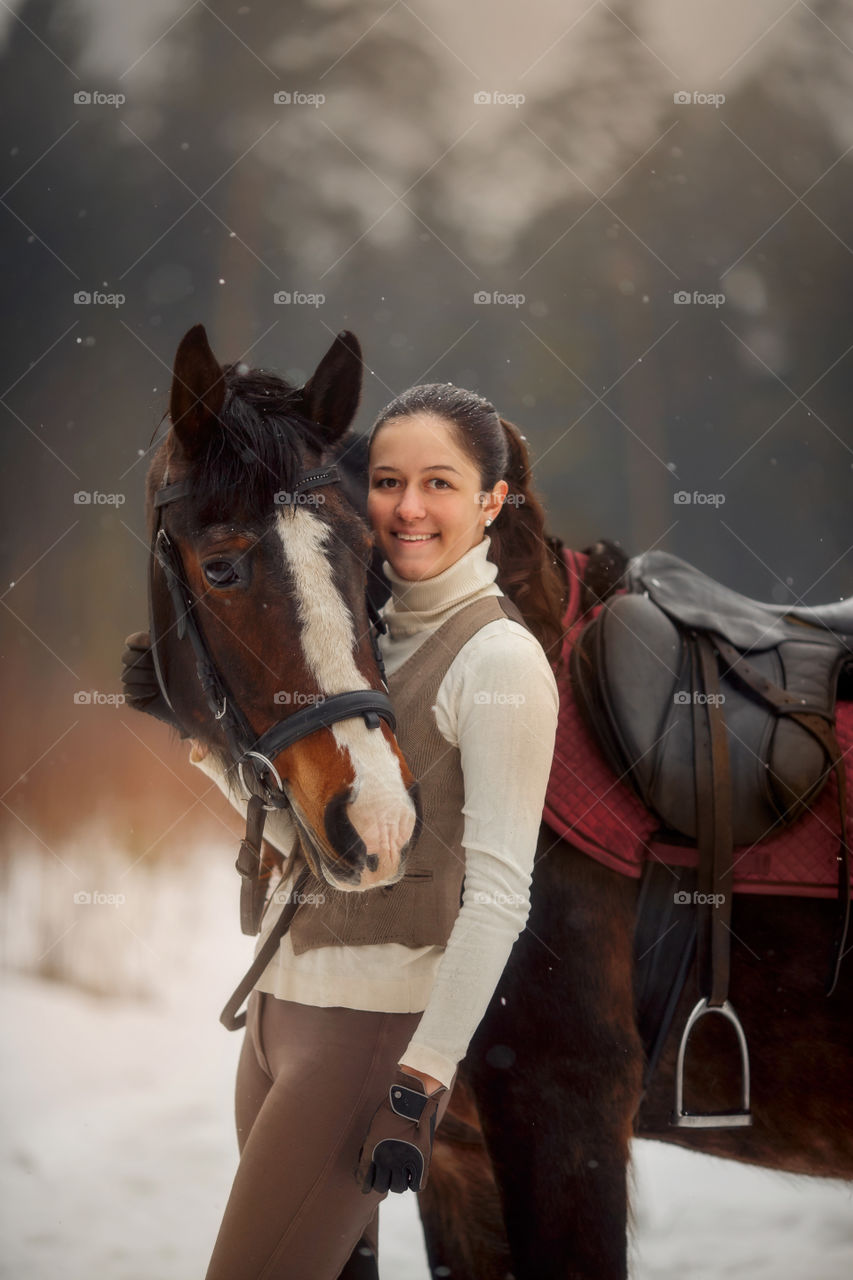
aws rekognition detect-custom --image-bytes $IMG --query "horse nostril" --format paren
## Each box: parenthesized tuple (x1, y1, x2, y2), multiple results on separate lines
(365, 853, 379, 872)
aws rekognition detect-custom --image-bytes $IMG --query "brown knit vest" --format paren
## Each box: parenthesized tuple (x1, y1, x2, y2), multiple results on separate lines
(284, 593, 527, 954)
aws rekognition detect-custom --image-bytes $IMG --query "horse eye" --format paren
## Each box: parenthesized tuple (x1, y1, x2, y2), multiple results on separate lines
(203, 560, 240, 587)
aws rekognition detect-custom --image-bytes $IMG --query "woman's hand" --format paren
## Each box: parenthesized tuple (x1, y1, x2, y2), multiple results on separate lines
(121, 631, 181, 732)
(355, 1067, 447, 1194)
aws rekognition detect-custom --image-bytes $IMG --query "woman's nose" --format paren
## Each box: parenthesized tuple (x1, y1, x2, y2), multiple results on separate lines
(395, 485, 426, 520)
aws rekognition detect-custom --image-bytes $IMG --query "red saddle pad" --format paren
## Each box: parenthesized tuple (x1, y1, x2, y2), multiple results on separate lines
(543, 551, 853, 897)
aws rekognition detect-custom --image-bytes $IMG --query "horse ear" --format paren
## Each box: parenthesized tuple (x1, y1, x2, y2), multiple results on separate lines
(169, 324, 226, 458)
(300, 330, 363, 439)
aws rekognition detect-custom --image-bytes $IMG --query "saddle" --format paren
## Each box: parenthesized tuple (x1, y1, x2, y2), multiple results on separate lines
(571, 549, 853, 1125)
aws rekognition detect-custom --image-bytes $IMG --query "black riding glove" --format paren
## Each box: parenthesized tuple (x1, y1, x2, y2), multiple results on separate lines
(355, 1069, 446, 1194)
(121, 631, 184, 735)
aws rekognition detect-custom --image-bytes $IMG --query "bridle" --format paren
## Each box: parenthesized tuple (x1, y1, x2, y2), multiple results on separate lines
(147, 461, 399, 933)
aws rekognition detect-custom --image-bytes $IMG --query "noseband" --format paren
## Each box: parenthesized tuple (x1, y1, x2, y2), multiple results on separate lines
(147, 463, 398, 933)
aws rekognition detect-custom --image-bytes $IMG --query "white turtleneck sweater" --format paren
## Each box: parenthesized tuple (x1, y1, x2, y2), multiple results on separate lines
(191, 537, 558, 1088)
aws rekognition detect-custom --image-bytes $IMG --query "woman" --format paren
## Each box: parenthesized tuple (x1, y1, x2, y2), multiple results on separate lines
(124, 383, 565, 1279)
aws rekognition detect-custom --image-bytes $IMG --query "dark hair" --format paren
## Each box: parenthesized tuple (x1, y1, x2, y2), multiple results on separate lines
(369, 384, 567, 665)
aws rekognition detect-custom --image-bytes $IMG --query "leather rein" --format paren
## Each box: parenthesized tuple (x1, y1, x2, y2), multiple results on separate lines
(147, 462, 396, 936)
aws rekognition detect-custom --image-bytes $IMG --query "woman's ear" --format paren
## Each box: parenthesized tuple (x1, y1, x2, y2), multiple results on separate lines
(483, 479, 509, 523)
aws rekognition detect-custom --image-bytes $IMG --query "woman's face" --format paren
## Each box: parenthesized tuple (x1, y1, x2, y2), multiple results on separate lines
(367, 412, 507, 581)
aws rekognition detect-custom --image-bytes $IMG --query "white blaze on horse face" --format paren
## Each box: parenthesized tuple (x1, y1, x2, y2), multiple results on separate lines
(275, 507, 416, 887)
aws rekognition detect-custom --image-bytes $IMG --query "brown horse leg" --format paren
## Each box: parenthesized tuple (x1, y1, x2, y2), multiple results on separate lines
(464, 833, 644, 1280)
(417, 1072, 514, 1279)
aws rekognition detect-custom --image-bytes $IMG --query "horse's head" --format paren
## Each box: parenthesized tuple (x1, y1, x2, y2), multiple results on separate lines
(146, 324, 419, 892)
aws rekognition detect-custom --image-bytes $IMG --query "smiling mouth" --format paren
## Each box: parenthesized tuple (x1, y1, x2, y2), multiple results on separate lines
(393, 532, 439, 542)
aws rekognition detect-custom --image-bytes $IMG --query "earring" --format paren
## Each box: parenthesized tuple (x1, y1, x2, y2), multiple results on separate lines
(485, 518, 493, 527)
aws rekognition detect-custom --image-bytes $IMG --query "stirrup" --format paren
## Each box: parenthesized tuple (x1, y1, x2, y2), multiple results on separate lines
(670, 997, 753, 1128)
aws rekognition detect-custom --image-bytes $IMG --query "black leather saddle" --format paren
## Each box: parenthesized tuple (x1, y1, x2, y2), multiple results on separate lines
(575, 550, 853, 844)
(571, 549, 851, 998)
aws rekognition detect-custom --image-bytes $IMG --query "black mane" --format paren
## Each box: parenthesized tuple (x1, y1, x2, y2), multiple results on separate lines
(189, 364, 326, 524)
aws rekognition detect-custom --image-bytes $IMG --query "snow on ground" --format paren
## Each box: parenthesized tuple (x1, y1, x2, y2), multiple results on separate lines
(0, 845, 850, 1279)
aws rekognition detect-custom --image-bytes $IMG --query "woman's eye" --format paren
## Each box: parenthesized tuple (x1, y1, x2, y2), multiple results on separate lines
(370, 476, 451, 491)
(203, 560, 240, 587)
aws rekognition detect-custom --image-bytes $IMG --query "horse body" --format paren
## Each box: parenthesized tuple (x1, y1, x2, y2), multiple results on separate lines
(421, 787, 853, 1280)
(420, 828, 853, 1278)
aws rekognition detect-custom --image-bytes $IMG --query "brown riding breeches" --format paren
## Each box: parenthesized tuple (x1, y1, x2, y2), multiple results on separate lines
(205, 990, 456, 1280)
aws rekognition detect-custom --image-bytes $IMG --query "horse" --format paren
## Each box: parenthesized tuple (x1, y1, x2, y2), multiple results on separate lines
(413, 546, 853, 1280)
(146, 326, 852, 1279)
(146, 322, 421, 896)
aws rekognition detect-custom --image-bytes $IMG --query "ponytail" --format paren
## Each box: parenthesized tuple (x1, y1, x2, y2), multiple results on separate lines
(487, 418, 567, 666)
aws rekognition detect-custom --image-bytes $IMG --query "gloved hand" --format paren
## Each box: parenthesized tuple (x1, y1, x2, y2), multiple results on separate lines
(121, 631, 184, 735)
(355, 1068, 447, 1195)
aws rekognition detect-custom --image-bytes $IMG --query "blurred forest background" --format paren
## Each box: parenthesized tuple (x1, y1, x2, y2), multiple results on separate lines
(1, 0, 852, 986)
